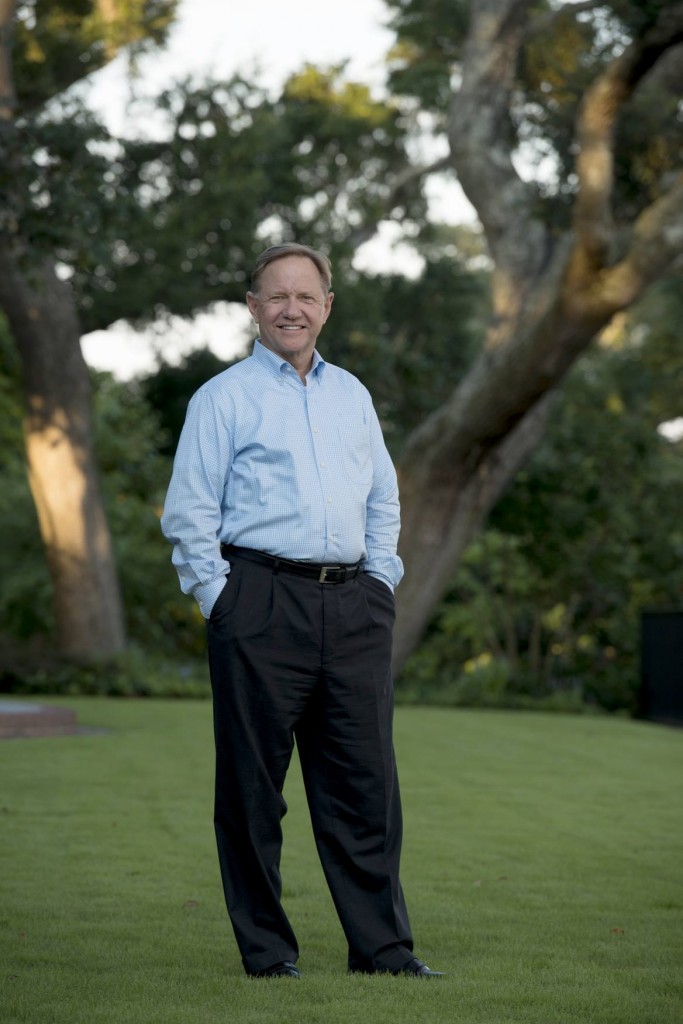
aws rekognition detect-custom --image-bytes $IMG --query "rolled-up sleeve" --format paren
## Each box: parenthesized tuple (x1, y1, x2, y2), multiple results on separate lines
(362, 402, 404, 591)
(160, 390, 233, 618)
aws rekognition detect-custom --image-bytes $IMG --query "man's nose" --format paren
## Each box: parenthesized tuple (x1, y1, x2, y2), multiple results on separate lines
(282, 296, 302, 317)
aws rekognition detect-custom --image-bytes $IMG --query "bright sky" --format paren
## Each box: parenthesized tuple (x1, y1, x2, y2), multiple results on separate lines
(89, 0, 395, 127)
(80, 0, 471, 379)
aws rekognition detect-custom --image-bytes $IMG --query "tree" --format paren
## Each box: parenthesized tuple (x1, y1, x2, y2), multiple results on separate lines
(0, 0, 178, 661)
(386, 0, 683, 671)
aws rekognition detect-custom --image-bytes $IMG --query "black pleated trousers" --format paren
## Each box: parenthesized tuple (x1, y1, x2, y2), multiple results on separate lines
(206, 551, 414, 975)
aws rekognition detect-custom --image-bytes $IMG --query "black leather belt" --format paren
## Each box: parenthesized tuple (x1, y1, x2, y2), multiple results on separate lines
(221, 544, 361, 584)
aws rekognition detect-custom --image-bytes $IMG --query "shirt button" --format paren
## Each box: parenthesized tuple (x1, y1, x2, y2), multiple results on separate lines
(320, 461, 326, 468)
(327, 497, 332, 503)
(313, 426, 318, 433)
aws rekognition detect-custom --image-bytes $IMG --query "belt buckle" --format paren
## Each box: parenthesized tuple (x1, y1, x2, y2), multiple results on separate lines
(319, 565, 343, 583)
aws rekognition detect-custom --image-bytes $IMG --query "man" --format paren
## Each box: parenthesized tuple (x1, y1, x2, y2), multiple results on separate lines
(161, 243, 443, 979)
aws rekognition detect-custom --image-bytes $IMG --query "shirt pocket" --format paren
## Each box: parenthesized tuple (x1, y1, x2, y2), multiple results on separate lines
(337, 423, 372, 485)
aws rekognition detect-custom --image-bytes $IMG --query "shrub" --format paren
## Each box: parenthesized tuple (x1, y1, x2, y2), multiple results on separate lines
(396, 653, 587, 713)
(1, 646, 211, 699)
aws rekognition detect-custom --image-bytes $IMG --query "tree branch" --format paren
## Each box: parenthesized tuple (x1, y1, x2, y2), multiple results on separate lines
(567, 172, 683, 319)
(573, 3, 683, 272)
(447, 0, 552, 335)
(448, 1, 538, 256)
(524, 0, 605, 41)
(0, 0, 17, 123)
(346, 154, 452, 251)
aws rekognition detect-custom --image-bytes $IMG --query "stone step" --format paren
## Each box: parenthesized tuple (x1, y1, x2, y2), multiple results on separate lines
(0, 700, 79, 739)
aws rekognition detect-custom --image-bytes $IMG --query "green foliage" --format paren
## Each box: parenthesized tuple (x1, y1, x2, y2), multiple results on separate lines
(8, 66, 421, 333)
(92, 372, 209, 656)
(399, 532, 590, 712)
(279, 65, 417, 239)
(0, 319, 53, 640)
(2, 2, 176, 266)
(322, 257, 489, 453)
(398, 649, 587, 712)
(6, 645, 209, 697)
(0, 315, 25, 459)
(0, 458, 52, 640)
(139, 347, 231, 456)
(90, 373, 196, 652)
(2, 98, 112, 253)
(12, 0, 178, 112)
(384, 0, 470, 112)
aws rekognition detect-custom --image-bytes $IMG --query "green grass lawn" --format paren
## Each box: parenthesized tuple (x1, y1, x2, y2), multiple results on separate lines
(1, 699, 681, 1024)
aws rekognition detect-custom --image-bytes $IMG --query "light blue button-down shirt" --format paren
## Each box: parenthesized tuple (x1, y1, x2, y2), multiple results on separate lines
(161, 340, 404, 618)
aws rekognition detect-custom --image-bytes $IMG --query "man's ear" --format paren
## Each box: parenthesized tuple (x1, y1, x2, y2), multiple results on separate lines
(246, 292, 259, 321)
(323, 291, 334, 322)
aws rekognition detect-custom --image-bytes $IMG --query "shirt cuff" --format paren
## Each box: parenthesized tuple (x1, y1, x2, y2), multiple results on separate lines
(362, 554, 402, 591)
(194, 574, 230, 619)
(363, 570, 394, 593)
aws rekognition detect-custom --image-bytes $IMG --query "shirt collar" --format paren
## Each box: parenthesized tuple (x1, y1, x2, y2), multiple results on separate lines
(252, 339, 326, 382)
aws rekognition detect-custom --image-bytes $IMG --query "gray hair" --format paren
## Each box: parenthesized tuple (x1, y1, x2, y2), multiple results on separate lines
(250, 243, 333, 295)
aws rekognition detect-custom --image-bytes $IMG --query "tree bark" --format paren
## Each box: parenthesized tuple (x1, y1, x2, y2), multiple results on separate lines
(392, 0, 683, 675)
(0, 244, 127, 661)
(0, 0, 16, 124)
(394, 391, 558, 670)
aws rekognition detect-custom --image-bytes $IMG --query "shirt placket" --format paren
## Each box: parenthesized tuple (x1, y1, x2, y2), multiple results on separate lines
(305, 379, 342, 563)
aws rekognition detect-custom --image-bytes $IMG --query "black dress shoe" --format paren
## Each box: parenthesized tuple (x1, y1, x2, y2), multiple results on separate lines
(394, 957, 446, 977)
(350, 956, 446, 977)
(251, 960, 301, 979)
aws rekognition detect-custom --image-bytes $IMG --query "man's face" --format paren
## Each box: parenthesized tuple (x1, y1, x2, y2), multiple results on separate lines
(247, 255, 333, 369)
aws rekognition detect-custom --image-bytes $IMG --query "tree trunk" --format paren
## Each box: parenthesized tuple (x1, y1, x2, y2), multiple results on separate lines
(394, 390, 557, 671)
(392, 0, 683, 675)
(0, 244, 127, 661)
